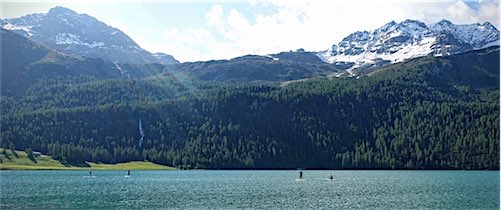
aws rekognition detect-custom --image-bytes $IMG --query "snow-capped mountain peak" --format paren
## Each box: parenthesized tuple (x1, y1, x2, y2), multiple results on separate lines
(318, 19, 499, 73)
(1, 6, 179, 64)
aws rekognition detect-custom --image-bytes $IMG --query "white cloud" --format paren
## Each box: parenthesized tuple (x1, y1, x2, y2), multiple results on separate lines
(478, 2, 500, 26)
(155, 27, 247, 62)
(205, 4, 226, 33)
(447, 1, 478, 22)
(151, 0, 499, 62)
(412, 1, 499, 26)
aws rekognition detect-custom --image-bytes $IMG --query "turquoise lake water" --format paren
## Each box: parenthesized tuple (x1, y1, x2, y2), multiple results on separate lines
(0, 170, 498, 209)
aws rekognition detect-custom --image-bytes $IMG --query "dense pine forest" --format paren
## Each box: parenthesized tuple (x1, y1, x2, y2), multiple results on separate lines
(1, 48, 499, 169)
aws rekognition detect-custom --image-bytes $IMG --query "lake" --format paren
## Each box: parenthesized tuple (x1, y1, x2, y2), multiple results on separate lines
(0, 170, 498, 209)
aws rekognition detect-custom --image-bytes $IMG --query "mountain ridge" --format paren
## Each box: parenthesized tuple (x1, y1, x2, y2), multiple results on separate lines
(1, 47, 498, 169)
(0, 28, 122, 97)
(1, 6, 179, 65)
(163, 19, 499, 81)
(317, 19, 499, 74)
(2, 8, 500, 88)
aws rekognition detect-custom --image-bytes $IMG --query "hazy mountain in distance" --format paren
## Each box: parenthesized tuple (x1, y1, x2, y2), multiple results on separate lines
(165, 51, 351, 82)
(152, 53, 180, 65)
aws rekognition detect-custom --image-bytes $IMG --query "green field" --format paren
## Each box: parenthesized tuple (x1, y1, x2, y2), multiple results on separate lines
(0, 149, 175, 170)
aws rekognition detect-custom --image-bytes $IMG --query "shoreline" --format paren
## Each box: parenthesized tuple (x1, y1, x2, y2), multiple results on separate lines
(0, 149, 175, 170)
(2, 166, 497, 171)
(1, 150, 497, 171)
(0, 161, 176, 170)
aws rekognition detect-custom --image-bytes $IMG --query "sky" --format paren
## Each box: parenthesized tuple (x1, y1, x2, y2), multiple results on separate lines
(1, 0, 500, 62)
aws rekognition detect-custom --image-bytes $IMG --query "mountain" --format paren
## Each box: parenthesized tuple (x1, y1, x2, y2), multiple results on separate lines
(317, 19, 499, 74)
(268, 48, 328, 64)
(165, 19, 498, 82)
(1, 47, 498, 169)
(152, 53, 180, 65)
(1, 6, 179, 65)
(0, 28, 122, 97)
(165, 50, 351, 82)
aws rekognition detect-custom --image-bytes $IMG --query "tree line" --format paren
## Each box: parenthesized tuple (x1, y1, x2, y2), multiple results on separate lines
(1, 50, 499, 169)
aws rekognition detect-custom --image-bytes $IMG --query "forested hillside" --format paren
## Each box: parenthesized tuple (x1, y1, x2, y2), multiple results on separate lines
(0, 29, 122, 98)
(1, 48, 499, 169)
(0, 29, 169, 99)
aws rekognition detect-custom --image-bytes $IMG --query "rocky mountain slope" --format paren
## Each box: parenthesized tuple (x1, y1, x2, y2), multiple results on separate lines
(1, 6, 179, 65)
(316, 19, 499, 74)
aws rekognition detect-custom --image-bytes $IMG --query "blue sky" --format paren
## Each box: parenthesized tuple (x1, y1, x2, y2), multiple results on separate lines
(2, 0, 499, 62)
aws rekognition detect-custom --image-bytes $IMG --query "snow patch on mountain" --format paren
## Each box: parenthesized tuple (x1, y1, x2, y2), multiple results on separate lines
(1, 6, 178, 64)
(264, 55, 280, 61)
(3, 23, 33, 37)
(55, 33, 105, 48)
(318, 19, 500, 72)
(55, 33, 82, 45)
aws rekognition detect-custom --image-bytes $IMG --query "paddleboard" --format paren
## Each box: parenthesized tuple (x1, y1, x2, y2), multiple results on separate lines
(124, 175, 130, 178)
(295, 178, 305, 181)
